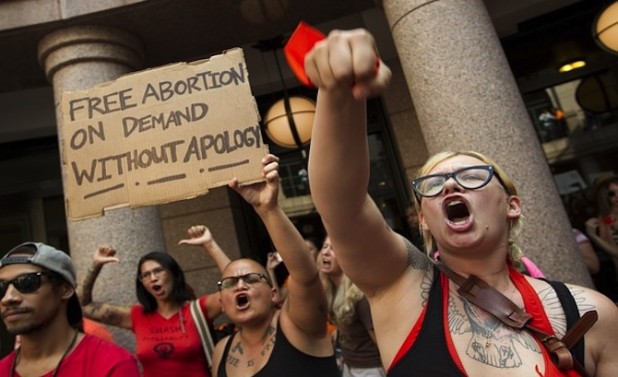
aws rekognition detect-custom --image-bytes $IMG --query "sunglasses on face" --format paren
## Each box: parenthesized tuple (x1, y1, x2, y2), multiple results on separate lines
(411, 165, 509, 201)
(0, 272, 48, 299)
(139, 266, 166, 281)
(217, 273, 271, 290)
(609, 191, 617, 198)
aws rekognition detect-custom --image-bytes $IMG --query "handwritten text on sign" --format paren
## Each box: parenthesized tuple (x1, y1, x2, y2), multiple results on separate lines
(60, 48, 268, 220)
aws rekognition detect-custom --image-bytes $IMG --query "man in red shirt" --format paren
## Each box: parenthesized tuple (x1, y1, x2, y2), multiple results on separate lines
(0, 242, 139, 376)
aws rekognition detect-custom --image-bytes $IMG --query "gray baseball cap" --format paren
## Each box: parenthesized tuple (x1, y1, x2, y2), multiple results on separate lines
(0, 242, 82, 327)
(0, 242, 77, 288)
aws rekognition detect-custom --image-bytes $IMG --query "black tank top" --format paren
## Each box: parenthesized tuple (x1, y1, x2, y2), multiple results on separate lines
(388, 268, 585, 376)
(388, 268, 465, 376)
(218, 320, 339, 377)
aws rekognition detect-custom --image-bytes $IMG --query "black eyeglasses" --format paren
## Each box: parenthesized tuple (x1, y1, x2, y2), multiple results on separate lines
(0, 272, 48, 298)
(139, 266, 166, 281)
(412, 165, 508, 200)
(217, 273, 271, 290)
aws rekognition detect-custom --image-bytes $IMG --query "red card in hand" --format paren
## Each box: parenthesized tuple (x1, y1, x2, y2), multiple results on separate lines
(284, 22, 325, 87)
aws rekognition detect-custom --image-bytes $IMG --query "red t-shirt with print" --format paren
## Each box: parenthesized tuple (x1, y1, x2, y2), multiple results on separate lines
(131, 295, 211, 377)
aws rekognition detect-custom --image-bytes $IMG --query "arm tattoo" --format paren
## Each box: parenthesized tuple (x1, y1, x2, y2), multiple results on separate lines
(405, 237, 430, 271)
(538, 284, 596, 338)
(101, 309, 124, 326)
(86, 302, 124, 326)
(566, 285, 596, 313)
(420, 269, 432, 306)
(79, 265, 101, 305)
(536, 285, 567, 337)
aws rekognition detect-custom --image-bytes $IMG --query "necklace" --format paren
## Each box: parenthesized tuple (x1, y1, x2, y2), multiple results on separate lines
(464, 300, 501, 348)
(10, 329, 79, 377)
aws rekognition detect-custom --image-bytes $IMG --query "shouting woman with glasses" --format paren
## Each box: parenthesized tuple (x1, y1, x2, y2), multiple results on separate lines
(211, 153, 339, 377)
(304, 28, 617, 376)
(78, 227, 230, 377)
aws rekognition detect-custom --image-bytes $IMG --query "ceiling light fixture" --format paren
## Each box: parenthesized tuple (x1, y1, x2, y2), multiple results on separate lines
(593, 1, 618, 54)
(558, 60, 586, 73)
(256, 37, 315, 159)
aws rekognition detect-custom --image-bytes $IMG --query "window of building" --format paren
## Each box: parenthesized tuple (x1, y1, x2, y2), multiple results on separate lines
(523, 70, 618, 230)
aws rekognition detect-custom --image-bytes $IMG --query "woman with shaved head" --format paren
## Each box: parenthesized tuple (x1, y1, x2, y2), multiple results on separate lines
(211, 153, 339, 377)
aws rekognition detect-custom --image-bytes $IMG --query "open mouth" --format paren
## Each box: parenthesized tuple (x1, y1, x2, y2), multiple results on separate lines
(445, 200, 470, 224)
(236, 293, 250, 310)
(152, 284, 162, 293)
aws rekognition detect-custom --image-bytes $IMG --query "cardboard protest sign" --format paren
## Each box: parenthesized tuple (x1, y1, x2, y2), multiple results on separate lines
(60, 48, 269, 220)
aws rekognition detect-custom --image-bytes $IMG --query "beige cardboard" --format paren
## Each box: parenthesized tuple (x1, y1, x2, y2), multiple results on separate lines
(60, 48, 269, 220)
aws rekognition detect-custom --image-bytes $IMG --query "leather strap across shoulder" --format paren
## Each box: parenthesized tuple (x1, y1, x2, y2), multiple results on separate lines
(435, 262, 597, 377)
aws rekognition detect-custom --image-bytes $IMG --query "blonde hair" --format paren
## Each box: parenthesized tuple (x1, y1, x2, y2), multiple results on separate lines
(321, 272, 364, 326)
(413, 151, 523, 264)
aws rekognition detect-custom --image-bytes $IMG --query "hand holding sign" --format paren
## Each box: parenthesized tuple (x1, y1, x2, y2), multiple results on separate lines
(228, 153, 280, 215)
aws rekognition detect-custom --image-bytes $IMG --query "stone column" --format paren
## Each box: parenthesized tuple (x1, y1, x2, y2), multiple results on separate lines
(38, 26, 165, 349)
(381, 0, 592, 286)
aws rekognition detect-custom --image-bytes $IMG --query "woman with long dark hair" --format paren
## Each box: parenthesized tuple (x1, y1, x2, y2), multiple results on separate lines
(79, 228, 228, 377)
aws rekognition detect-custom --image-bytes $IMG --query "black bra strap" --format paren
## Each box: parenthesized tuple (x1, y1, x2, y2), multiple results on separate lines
(544, 280, 585, 369)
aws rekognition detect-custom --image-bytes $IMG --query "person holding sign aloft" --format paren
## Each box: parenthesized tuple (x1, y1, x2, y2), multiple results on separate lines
(211, 153, 340, 377)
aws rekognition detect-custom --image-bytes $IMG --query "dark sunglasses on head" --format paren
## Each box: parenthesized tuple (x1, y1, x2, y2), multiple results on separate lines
(0, 271, 48, 298)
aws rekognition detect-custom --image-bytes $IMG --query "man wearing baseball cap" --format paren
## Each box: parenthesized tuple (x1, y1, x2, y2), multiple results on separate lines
(0, 242, 139, 376)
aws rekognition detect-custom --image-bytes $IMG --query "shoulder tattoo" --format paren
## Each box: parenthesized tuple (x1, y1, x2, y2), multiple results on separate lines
(404, 236, 430, 271)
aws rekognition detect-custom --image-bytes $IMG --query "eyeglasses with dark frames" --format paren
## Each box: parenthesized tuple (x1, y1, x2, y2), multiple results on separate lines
(217, 273, 272, 290)
(0, 272, 49, 298)
(139, 266, 166, 281)
(411, 165, 509, 201)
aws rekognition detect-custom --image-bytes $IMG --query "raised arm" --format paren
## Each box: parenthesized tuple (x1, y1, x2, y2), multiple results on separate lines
(598, 218, 617, 246)
(305, 29, 411, 295)
(266, 251, 287, 306)
(229, 154, 327, 336)
(576, 237, 600, 274)
(586, 218, 618, 258)
(78, 245, 132, 330)
(178, 226, 227, 319)
(178, 225, 232, 273)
